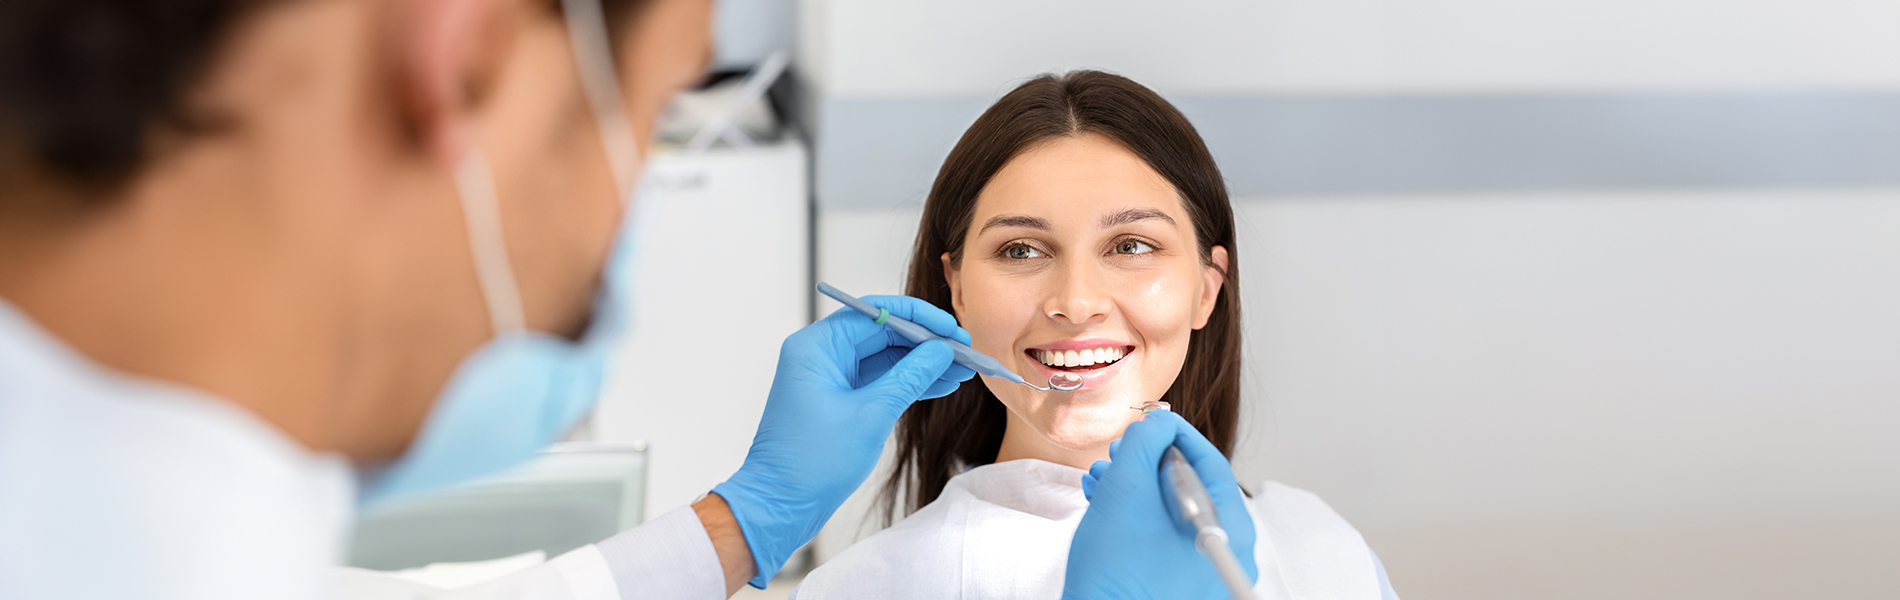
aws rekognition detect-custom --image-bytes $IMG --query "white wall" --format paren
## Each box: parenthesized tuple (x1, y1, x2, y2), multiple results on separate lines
(1235, 189, 1900, 598)
(1235, 189, 1900, 521)
(594, 142, 809, 522)
(800, 0, 1900, 96)
(712, 0, 797, 71)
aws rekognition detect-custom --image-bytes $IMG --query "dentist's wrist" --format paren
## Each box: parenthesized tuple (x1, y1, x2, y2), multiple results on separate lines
(692, 492, 757, 596)
(710, 471, 808, 589)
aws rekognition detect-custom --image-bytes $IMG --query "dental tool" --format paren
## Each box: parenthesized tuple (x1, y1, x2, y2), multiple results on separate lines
(1136, 401, 1258, 600)
(816, 282, 1083, 392)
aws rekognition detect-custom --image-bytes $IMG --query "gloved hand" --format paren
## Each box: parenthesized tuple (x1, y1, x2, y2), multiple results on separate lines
(712, 295, 976, 588)
(1067, 411, 1258, 599)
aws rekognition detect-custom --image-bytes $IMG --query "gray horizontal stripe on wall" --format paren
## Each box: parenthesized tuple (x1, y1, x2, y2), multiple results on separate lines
(813, 92, 1900, 210)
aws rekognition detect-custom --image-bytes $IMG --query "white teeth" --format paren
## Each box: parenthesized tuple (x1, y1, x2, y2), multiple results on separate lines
(1034, 346, 1128, 368)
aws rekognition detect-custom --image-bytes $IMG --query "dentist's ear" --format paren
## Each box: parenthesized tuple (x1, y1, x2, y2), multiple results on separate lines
(1191, 246, 1228, 330)
(383, 0, 519, 167)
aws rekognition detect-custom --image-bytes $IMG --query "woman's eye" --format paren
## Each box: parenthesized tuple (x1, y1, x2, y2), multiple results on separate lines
(1004, 244, 1045, 259)
(1115, 239, 1155, 255)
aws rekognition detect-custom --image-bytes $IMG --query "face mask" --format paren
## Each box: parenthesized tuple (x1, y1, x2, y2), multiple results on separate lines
(360, 0, 643, 506)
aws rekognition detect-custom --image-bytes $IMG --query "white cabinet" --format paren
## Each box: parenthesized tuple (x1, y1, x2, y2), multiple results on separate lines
(593, 137, 810, 521)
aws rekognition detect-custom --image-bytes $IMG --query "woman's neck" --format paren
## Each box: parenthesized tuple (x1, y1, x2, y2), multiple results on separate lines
(993, 411, 1113, 471)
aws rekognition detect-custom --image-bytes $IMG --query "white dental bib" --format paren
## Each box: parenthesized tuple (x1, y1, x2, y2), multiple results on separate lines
(793, 459, 1381, 600)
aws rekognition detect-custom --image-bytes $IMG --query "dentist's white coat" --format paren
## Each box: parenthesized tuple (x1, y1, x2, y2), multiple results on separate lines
(0, 301, 727, 600)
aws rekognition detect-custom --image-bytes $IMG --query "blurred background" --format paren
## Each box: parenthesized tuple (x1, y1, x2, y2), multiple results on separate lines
(531, 1, 1898, 598)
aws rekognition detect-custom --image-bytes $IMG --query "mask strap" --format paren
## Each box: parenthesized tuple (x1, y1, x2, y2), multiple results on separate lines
(454, 149, 528, 335)
(561, 0, 642, 205)
(456, 0, 638, 338)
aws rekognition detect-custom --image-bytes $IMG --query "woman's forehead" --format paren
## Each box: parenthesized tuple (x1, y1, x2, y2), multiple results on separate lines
(972, 208, 1181, 239)
(972, 135, 1184, 230)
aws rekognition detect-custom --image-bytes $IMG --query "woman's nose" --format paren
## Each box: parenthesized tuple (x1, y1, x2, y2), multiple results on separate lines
(1044, 263, 1111, 325)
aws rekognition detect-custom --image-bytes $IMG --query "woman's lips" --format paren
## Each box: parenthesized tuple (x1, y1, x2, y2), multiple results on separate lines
(1020, 344, 1135, 391)
(1027, 337, 1129, 352)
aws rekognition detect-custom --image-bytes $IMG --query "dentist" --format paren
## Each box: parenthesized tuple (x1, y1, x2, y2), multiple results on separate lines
(0, 0, 1260, 599)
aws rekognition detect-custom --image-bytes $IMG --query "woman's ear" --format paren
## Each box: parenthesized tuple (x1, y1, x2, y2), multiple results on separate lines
(942, 252, 964, 317)
(1191, 246, 1228, 330)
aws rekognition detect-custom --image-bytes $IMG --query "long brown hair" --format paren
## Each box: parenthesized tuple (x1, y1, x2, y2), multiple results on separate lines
(880, 70, 1243, 520)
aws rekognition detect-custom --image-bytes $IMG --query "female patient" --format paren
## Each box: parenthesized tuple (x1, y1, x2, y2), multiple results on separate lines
(795, 71, 1396, 599)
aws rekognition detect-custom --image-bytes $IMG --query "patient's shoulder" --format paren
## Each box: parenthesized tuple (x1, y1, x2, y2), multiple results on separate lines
(1248, 479, 1368, 543)
(1252, 480, 1348, 519)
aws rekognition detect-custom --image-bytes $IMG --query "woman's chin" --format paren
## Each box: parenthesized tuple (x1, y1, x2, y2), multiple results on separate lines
(1037, 402, 1145, 452)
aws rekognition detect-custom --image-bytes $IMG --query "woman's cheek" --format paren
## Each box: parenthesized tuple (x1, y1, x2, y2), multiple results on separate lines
(1124, 271, 1204, 387)
(1122, 273, 1199, 333)
(964, 275, 1035, 360)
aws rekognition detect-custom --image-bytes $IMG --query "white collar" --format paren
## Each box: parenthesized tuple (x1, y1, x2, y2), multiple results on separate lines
(0, 298, 330, 465)
(949, 458, 1090, 520)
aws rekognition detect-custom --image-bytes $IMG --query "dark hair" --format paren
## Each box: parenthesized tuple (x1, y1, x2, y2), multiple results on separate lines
(0, 0, 649, 202)
(0, 0, 261, 199)
(880, 70, 1243, 520)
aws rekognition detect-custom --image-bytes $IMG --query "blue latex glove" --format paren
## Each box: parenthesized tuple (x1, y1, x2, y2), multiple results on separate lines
(712, 296, 976, 588)
(1067, 411, 1259, 599)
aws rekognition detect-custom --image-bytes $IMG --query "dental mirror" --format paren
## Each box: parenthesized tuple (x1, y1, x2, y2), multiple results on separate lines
(1013, 372, 1083, 392)
(1046, 372, 1084, 391)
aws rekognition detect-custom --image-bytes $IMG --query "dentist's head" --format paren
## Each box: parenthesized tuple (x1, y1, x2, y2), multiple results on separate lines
(0, 0, 712, 468)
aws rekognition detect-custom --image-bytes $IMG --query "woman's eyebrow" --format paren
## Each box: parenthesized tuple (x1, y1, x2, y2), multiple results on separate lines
(1100, 208, 1177, 229)
(979, 215, 1051, 234)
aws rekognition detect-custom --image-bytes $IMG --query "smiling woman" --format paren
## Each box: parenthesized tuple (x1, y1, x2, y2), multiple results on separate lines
(791, 71, 1395, 600)
(898, 70, 1243, 511)
(938, 131, 1234, 464)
